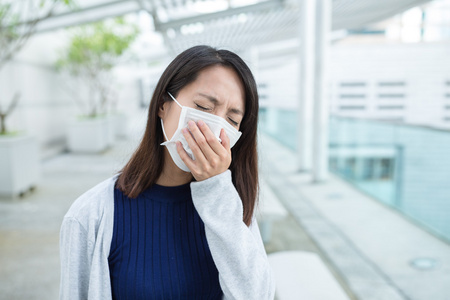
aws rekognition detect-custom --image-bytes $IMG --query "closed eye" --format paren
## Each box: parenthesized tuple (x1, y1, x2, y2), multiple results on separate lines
(228, 117, 239, 126)
(195, 103, 211, 111)
(196, 103, 239, 127)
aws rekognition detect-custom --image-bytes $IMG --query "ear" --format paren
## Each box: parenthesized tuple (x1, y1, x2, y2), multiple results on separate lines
(158, 101, 167, 119)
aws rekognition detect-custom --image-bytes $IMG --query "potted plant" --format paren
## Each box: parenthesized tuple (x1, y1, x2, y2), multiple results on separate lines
(0, 0, 73, 199)
(55, 17, 139, 153)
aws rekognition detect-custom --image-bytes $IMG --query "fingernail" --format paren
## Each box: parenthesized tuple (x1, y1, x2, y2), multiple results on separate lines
(182, 128, 188, 134)
(198, 120, 204, 127)
(188, 120, 195, 127)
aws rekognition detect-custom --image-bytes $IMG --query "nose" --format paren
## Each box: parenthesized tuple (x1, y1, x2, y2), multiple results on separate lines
(211, 107, 228, 120)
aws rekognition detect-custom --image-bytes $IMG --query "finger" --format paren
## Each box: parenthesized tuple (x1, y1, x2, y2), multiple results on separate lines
(182, 126, 208, 165)
(197, 120, 227, 155)
(187, 120, 216, 160)
(220, 128, 231, 152)
(175, 141, 197, 172)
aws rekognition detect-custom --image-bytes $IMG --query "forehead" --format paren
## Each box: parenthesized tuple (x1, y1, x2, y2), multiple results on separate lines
(188, 65, 245, 110)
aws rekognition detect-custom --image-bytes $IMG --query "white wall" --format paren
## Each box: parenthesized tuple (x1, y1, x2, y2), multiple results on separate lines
(0, 30, 145, 159)
(257, 41, 450, 130)
(330, 42, 450, 129)
(258, 56, 300, 110)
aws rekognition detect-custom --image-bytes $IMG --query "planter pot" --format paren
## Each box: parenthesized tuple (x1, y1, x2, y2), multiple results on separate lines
(66, 116, 111, 153)
(110, 112, 129, 138)
(0, 133, 40, 199)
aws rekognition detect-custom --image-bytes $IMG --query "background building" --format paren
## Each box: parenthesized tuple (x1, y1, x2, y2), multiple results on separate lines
(0, 0, 449, 299)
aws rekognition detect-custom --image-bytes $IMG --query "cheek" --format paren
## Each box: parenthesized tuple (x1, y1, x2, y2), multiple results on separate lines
(163, 108, 181, 140)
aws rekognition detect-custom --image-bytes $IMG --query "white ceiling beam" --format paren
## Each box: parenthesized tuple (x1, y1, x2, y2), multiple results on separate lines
(154, 0, 284, 32)
(332, 0, 432, 30)
(34, 0, 142, 33)
(163, 0, 434, 54)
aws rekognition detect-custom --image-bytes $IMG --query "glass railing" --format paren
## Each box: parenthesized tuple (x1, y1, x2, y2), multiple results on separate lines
(258, 107, 298, 150)
(259, 107, 450, 242)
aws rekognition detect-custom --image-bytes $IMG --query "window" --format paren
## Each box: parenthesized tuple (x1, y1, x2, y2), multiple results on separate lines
(380, 158, 394, 180)
(379, 82, 406, 87)
(378, 94, 405, 98)
(339, 105, 366, 110)
(376, 117, 404, 122)
(362, 158, 375, 180)
(340, 82, 366, 87)
(345, 158, 357, 178)
(378, 105, 405, 110)
(329, 157, 338, 171)
(340, 94, 366, 99)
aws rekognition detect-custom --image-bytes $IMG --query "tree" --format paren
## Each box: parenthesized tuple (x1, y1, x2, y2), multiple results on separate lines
(56, 17, 139, 118)
(0, 0, 74, 135)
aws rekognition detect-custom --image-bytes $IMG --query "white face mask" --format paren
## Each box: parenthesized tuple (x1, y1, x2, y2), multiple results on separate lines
(160, 92, 243, 172)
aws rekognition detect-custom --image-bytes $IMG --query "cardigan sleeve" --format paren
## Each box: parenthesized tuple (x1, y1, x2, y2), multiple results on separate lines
(190, 170, 276, 300)
(59, 216, 92, 300)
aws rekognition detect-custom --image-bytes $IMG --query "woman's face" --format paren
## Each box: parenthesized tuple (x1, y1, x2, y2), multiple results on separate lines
(158, 65, 246, 141)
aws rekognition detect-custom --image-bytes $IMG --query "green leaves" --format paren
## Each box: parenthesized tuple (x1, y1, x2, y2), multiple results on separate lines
(56, 17, 139, 75)
(55, 16, 140, 117)
(0, 0, 75, 69)
(0, 3, 18, 41)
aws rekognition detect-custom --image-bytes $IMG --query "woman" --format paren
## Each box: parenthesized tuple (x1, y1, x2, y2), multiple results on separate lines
(59, 45, 276, 300)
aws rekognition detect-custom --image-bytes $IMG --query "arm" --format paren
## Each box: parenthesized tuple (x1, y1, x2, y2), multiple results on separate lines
(59, 217, 91, 300)
(190, 170, 276, 300)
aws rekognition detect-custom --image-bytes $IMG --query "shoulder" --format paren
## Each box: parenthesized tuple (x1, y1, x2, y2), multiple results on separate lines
(63, 173, 120, 228)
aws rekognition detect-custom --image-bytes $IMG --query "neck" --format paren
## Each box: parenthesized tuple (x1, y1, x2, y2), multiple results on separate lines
(156, 148, 193, 186)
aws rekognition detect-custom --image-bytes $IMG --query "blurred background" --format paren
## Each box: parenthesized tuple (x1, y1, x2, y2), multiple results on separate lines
(0, 0, 449, 299)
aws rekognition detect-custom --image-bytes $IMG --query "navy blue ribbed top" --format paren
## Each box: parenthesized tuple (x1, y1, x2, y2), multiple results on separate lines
(108, 181, 223, 300)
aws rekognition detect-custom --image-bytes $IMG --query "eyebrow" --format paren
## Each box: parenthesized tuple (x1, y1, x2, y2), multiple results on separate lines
(198, 92, 244, 116)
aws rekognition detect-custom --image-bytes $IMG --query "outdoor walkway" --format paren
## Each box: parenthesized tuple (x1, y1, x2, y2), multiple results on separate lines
(0, 113, 332, 299)
(259, 133, 450, 300)
(0, 113, 146, 299)
(0, 112, 449, 299)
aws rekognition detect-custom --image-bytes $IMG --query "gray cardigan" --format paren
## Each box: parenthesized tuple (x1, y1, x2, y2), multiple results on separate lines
(59, 170, 276, 300)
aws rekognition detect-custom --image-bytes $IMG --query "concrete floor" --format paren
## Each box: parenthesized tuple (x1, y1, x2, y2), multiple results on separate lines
(0, 122, 142, 299)
(261, 212, 358, 300)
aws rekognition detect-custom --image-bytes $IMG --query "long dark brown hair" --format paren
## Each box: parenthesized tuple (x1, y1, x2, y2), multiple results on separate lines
(115, 45, 259, 227)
